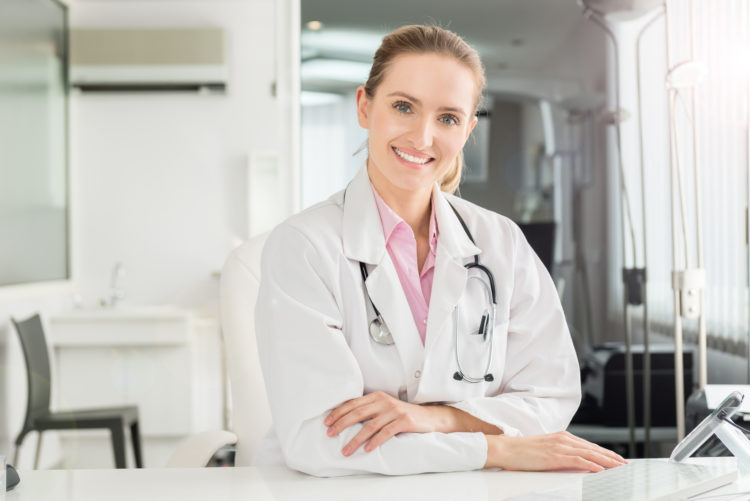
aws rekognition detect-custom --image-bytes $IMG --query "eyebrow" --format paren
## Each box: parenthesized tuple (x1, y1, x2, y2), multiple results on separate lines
(386, 91, 468, 117)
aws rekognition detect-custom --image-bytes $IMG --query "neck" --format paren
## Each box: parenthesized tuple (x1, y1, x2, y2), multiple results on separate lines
(367, 161, 432, 238)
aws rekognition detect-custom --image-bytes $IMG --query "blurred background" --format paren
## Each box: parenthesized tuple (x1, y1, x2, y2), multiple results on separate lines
(1, 0, 749, 469)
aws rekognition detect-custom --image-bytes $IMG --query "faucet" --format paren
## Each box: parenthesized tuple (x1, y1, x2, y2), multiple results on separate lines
(108, 262, 126, 307)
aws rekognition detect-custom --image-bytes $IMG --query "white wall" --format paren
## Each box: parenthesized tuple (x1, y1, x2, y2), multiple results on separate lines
(1, 0, 297, 467)
(69, 0, 282, 310)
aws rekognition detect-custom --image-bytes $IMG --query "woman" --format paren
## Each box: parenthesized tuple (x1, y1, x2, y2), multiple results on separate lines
(252, 25, 625, 476)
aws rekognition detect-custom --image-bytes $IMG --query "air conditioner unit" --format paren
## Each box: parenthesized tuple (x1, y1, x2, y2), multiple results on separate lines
(70, 27, 227, 92)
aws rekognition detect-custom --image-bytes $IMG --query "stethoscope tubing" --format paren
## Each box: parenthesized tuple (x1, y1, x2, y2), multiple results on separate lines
(359, 200, 498, 383)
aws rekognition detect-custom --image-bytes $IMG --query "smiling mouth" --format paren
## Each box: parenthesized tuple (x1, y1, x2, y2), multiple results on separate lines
(392, 147, 434, 165)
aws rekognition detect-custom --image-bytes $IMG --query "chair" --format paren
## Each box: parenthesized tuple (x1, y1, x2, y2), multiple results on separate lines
(166, 232, 272, 467)
(11, 313, 143, 469)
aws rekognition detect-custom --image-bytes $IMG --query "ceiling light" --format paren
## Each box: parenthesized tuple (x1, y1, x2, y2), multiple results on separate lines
(306, 20, 323, 31)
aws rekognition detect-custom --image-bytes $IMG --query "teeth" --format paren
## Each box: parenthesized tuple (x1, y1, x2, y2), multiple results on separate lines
(394, 147, 431, 164)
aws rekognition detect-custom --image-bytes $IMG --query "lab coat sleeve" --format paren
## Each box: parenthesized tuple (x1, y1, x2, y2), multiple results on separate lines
(255, 224, 488, 477)
(448, 221, 581, 437)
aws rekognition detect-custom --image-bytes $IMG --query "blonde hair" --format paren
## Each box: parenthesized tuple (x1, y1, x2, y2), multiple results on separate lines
(364, 25, 486, 193)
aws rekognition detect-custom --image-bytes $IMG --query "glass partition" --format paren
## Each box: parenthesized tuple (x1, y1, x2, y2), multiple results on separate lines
(0, 0, 69, 286)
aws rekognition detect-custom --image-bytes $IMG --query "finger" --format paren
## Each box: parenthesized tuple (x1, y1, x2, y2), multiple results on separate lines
(341, 417, 390, 456)
(562, 432, 627, 463)
(364, 421, 402, 452)
(325, 396, 365, 427)
(328, 402, 379, 437)
(545, 453, 605, 473)
(564, 455, 606, 473)
(568, 447, 625, 469)
(592, 444, 627, 464)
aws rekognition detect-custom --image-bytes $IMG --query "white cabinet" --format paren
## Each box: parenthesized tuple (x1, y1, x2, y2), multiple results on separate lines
(48, 307, 222, 468)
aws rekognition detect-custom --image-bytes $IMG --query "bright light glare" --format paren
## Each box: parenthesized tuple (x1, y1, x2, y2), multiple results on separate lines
(300, 59, 371, 85)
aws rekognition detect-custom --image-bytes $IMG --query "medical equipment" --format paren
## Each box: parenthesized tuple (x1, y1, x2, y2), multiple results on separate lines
(574, 343, 692, 428)
(671, 390, 750, 476)
(663, 0, 708, 443)
(360, 262, 395, 345)
(582, 0, 672, 457)
(359, 203, 498, 383)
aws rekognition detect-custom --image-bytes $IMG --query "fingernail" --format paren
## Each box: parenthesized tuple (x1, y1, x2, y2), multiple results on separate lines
(342, 446, 350, 456)
(324, 417, 332, 425)
(364, 444, 371, 453)
(327, 428, 334, 437)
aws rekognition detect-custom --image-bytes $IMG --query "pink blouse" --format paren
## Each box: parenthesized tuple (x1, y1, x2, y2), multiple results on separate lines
(371, 185, 438, 345)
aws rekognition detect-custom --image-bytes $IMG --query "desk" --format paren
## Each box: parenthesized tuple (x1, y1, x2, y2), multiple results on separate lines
(5, 460, 746, 501)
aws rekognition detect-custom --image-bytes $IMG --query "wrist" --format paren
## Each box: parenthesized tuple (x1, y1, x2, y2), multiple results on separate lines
(426, 405, 457, 433)
(483, 434, 498, 468)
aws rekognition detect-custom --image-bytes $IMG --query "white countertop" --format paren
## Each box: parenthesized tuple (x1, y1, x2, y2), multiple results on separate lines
(6, 459, 746, 501)
(5, 466, 583, 501)
(49, 306, 194, 322)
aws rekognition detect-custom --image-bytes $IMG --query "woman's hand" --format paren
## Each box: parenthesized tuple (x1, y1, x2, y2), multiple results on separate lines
(324, 391, 442, 456)
(485, 431, 627, 472)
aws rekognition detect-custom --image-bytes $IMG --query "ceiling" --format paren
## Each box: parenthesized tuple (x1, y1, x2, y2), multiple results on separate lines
(300, 0, 591, 91)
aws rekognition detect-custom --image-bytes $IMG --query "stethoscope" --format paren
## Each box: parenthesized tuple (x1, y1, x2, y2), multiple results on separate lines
(359, 202, 498, 383)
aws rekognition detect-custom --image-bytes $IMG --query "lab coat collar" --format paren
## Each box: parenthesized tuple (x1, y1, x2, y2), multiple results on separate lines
(342, 165, 481, 263)
(342, 165, 386, 265)
(432, 186, 482, 261)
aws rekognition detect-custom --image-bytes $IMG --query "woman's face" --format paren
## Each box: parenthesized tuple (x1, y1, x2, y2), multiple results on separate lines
(356, 53, 478, 198)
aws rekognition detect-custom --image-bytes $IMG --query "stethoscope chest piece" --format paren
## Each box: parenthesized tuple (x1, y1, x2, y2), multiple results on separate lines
(369, 317, 394, 345)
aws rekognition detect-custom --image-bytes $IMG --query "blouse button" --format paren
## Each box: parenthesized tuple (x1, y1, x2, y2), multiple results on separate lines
(414, 370, 422, 379)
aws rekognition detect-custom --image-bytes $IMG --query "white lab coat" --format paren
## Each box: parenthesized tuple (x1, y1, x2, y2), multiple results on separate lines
(252, 166, 581, 477)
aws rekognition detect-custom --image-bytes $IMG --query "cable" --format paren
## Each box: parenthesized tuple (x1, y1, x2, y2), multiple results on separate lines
(669, 90, 692, 269)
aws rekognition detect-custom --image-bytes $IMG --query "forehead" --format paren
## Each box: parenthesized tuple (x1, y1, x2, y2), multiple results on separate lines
(376, 53, 478, 112)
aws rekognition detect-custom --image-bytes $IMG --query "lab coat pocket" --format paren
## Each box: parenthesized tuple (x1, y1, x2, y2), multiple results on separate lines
(451, 307, 508, 392)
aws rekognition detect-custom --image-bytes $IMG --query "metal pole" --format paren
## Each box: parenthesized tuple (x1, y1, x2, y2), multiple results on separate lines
(635, 6, 665, 456)
(584, 7, 638, 457)
(664, 0, 687, 443)
(688, 0, 707, 391)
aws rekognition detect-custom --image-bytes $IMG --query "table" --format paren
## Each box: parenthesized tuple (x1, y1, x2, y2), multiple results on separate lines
(5, 460, 747, 501)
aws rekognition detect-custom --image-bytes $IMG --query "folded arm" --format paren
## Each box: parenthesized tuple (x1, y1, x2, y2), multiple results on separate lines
(254, 225, 487, 476)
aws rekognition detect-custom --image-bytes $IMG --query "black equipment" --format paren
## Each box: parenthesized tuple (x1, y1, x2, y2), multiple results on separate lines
(573, 343, 694, 427)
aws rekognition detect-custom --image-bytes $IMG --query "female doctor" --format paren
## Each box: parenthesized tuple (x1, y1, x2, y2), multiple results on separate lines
(252, 25, 625, 477)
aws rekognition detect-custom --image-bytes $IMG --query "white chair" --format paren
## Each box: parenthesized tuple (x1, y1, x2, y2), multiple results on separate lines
(167, 232, 272, 467)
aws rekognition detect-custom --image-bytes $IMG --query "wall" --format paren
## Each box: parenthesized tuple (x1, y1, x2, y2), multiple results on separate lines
(69, 0, 280, 311)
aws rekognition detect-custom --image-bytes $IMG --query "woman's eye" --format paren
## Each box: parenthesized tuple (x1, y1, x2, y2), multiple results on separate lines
(439, 115, 459, 126)
(393, 101, 412, 114)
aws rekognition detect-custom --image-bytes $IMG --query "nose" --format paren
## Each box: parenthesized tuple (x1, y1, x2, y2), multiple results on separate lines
(409, 117, 434, 150)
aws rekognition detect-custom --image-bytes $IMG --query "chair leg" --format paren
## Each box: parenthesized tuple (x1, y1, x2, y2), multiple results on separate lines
(34, 432, 43, 469)
(13, 432, 27, 466)
(109, 424, 127, 468)
(129, 421, 143, 468)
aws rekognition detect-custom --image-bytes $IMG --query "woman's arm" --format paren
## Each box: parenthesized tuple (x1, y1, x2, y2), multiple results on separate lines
(253, 223, 487, 476)
(327, 219, 579, 452)
(325, 392, 501, 455)
(485, 432, 626, 472)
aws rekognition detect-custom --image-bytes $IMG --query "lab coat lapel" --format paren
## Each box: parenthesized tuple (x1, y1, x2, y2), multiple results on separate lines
(365, 258, 425, 386)
(424, 188, 482, 353)
(342, 165, 424, 387)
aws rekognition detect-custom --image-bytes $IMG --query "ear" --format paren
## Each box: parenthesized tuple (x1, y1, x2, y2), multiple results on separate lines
(465, 115, 478, 141)
(355, 86, 371, 129)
